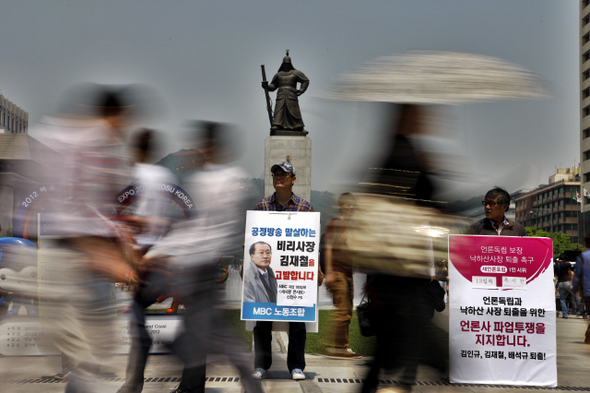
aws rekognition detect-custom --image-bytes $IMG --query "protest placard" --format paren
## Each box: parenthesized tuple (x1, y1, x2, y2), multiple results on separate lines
(241, 211, 320, 323)
(448, 235, 556, 386)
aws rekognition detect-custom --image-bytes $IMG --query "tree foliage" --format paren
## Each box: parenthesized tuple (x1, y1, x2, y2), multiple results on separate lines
(525, 227, 584, 256)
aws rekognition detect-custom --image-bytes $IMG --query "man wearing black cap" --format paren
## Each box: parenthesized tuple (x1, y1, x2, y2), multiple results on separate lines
(251, 161, 313, 381)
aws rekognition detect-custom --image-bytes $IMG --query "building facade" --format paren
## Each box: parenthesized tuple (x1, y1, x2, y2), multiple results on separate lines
(581, 1, 590, 240)
(0, 95, 28, 134)
(514, 168, 580, 244)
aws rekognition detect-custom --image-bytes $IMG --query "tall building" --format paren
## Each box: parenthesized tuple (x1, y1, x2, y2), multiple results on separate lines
(0, 95, 28, 134)
(581, 1, 590, 239)
(0, 93, 56, 238)
(514, 167, 580, 244)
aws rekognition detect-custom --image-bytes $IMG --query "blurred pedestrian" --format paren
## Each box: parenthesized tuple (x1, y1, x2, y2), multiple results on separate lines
(323, 192, 362, 359)
(360, 104, 446, 393)
(142, 121, 261, 393)
(37, 84, 139, 393)
(573, 234, 590, 343)
(117, 128, 177, 393)
(554, 254, 583, 319)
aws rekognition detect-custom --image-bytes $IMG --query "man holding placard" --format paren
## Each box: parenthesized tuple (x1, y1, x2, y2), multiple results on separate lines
(449, 186, 556, 387)
(250, 161, 314, 381)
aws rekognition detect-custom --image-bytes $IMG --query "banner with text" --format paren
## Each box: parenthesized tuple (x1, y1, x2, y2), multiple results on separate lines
(241, 211, 320, 322)
(448, 235, 556, 386)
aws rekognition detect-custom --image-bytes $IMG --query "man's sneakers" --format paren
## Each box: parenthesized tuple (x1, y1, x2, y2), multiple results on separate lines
(291, 368, 305, 380)
(323, 347, 363, 359)
(252, 367, 305, 380)
(252, 368, 267, 380)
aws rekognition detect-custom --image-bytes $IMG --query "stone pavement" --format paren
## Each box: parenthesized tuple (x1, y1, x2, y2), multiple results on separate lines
(2, 309, 590, 392)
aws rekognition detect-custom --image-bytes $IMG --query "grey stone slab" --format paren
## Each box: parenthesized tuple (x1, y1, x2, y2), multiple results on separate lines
(264, 136, 312, 203)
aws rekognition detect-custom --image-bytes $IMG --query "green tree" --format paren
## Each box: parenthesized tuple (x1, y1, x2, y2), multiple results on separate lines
(524, 227, 552, 238)
(525, 227, 584, 256)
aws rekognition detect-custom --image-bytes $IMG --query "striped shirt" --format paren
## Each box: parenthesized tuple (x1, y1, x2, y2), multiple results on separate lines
(254, 192, 314, 212)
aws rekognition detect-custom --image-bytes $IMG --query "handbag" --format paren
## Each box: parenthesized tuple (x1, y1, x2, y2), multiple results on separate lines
(356, 294, 375, 337)
(346, 193, 463, 277)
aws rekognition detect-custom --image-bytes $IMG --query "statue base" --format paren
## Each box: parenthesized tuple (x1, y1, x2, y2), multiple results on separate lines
(270, 129, 309, 137)
(264, 135, 311, 203)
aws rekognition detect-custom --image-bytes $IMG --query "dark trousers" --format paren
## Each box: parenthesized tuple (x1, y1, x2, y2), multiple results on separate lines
(120, 270, 170, 393)
(361, 275, 433, 393)
(253, 321, 306, 372)
(583, 297, 590, 343)
(172, 264, 261, 393)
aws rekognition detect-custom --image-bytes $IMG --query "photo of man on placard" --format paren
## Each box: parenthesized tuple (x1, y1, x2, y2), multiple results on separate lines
(243, 241, 277, 303)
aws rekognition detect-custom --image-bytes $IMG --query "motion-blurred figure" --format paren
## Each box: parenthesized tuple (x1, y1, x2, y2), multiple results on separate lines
(323, 192, 362, 359)
(37, 84, 139, 393)
(574, 235, 590, 343)
(128, 128, 177, 249)
(117, 128, 177, 393)
(142, 121, 261, 393)
(359, 104, 446, 393)
(554, 254, 583, 319)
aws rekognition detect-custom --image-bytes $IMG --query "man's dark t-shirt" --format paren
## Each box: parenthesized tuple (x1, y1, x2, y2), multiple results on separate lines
(554, 261, 573, 282)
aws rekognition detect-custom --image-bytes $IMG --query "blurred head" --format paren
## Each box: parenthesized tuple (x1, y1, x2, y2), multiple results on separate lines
(129, 128, 160, 164)
(271, 161, 296, 192)
(55, 83, 154, 128)
(338, 192, 356, 217)
(250, 241, 272, 272)
(483, 187, 510, 224)
(95, 89, 132, 132)
(184, 121, 241, 165)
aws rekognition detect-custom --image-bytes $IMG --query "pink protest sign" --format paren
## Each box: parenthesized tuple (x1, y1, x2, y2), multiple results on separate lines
(449, 235, 552, 289)
(448, 235, 556, 387)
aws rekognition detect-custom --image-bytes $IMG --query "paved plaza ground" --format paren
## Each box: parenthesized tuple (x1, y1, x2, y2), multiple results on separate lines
(2, 309, 590, 392)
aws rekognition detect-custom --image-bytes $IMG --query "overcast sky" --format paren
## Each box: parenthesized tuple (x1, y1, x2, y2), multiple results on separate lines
(0, 0, 580, 200)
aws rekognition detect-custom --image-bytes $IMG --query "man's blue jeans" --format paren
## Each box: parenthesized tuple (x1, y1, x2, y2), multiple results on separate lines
(559, 281, 582, 317)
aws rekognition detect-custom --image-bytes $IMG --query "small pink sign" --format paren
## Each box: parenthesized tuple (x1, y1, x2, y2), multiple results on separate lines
(449, 236, 552, 289)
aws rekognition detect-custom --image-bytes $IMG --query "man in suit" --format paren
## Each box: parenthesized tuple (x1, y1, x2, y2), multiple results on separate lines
(243, 241, 277, 303)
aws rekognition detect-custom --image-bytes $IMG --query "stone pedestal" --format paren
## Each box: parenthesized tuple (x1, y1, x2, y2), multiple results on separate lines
(264, 136, 311, 203)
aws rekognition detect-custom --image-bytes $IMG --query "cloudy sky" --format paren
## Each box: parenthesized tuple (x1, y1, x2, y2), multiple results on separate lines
(0, 0, 580, 200)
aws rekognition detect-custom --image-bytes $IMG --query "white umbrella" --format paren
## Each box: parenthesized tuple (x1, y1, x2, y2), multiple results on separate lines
(321, 51, 550, 104)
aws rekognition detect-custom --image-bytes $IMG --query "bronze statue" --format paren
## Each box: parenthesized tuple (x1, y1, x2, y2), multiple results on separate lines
(261, 51, 309, 135)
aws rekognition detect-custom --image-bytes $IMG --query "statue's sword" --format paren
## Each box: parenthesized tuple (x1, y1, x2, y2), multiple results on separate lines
(261, 65, 273, 127)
